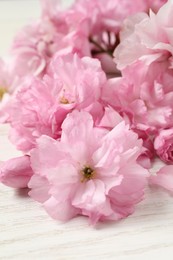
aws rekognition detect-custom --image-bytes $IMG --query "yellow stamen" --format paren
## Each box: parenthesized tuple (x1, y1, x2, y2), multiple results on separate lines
(81, 166, 95, 182)
(60, 96, 69, 104)
(0, 87, 7, 100)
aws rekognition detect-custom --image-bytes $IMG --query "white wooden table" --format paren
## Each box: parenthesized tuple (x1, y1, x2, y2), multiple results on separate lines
(0, 1, 173, 259)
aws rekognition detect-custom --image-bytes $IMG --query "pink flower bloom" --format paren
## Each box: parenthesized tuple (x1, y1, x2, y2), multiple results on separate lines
(10, 19, 60, 81)
(7, 53, 106, 152)
(6, 1, 86, 89)
(0, 5, 66, 121)
(0, 155, 33, 188)
(154, 128, 173, 164)
(71, 0, 166, 73)
(150, 165, 173, 193)
(9, 0, 93, 82)
(103, 58, 173, 133)
(0, 1, 92, 124)
(28, 110, 148, 224)
(114, 1, 172, 70)
(71, 0, 151, 75)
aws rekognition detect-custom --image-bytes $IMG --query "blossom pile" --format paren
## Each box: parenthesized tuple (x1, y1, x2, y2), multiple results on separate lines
(1, 0, 173, 225)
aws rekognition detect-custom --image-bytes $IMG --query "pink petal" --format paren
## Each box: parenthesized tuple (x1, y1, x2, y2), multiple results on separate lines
(44, 196, 79, 221)
(47, 163, 78, 185)
(111, 163, 148, 199)
(30, 135, 67, 175)
(72, 180, 106, 209)
(98, 106, 123, 129)
(150, 165, 173, 192)
(72, 181, 95, 207)
(0, 155, 33, 188)
(28, 174, 51, 203)
(137, 154, 152, 169)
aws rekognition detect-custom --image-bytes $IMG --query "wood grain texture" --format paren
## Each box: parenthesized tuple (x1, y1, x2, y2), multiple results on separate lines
(0, 1, 173, 259)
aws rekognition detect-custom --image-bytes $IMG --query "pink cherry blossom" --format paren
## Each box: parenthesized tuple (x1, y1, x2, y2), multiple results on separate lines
(0, 155, 33, 188)
(104, 56, 173, 133)
(0, 4, 65, 117)
(154, 128, 173, 164)
(28, 110, 148, 224)
(8, 0, 93, 83)
(10, 19, 60, 80)
(0, 0, 92, 126)
(71, 0, 147, 75)
(7, 53, 106, 152)
(5, 1, 86, 91)
(71, 0, 167, 75)
(114, 1, 172, 70)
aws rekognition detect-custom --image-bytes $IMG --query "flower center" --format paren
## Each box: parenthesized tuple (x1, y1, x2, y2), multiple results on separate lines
(0, 86, 7, 100)
(81, 166, 95, 182)
(60, 96, 69, 104)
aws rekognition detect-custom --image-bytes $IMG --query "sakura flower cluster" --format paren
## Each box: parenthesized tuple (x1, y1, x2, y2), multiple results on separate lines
(1, 0, 173, 225)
